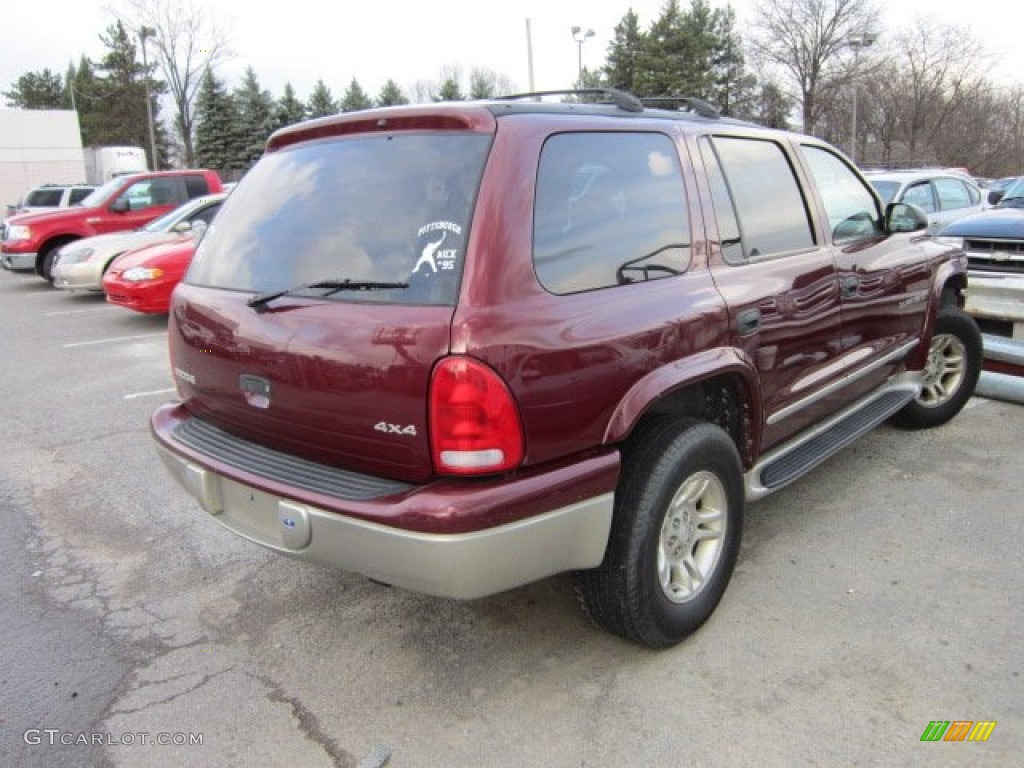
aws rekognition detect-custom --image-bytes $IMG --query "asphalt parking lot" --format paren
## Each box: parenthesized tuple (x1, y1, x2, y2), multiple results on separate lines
(1, 269, 1021, 767)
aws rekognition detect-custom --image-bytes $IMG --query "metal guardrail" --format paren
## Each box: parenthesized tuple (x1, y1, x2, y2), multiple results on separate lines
(977, 334, 1024, 404)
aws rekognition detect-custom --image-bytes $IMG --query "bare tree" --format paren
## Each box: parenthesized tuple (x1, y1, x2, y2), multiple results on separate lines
(749, 0, 878, 135)
(117, 0, 228, 167)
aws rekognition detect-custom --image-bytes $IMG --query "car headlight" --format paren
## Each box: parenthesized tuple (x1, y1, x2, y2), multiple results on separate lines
(933, 235, 965, 248)
(56, 247, 95, 265)
(5, 224, 31, 241)
(121, 266, 164, 282)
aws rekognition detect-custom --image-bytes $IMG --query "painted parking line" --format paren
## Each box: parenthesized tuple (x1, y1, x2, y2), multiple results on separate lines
(62, 332, 167, 349)
(45, 307, 111, 317)
(123, 387, 177, 401)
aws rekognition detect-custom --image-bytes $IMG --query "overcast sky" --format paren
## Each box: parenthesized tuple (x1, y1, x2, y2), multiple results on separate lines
(2, 0, 1021, 104)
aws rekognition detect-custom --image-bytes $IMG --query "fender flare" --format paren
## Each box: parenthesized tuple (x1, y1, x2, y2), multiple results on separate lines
(602, 346, 763, 449)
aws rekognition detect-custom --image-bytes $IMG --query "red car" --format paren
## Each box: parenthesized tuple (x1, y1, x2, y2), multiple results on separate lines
(103, 236, 195, 314)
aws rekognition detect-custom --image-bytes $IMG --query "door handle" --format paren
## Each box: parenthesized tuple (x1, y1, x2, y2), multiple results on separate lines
(840, 275, 859, 297)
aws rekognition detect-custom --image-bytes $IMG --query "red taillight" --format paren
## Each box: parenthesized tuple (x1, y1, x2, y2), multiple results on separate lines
(429, 356, 524, 475)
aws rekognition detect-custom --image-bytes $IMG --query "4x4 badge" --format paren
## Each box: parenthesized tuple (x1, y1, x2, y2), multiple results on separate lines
(239, 374, 271, 409)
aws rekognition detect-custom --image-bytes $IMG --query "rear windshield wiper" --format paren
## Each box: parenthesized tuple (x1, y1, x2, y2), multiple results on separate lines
(247, 278, 408, 312)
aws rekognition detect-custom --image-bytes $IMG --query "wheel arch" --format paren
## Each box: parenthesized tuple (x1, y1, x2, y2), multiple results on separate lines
(603, 348, 761, 469)
(35, 234, 81, 276)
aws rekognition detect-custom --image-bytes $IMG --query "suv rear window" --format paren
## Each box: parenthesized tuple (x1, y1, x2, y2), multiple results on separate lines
(186, 133, 491, 306)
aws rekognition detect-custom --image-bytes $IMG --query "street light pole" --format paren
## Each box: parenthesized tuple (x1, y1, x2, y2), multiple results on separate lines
(571, 26, 595, 90)
(848, 29, 878, 164)
(138, 26, 159, 170)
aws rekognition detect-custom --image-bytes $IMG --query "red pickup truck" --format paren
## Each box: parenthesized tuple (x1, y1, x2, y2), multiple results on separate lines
(1, 169, 222, 282)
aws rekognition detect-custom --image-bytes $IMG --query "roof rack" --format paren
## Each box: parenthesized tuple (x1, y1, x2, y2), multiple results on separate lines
(640, 96, 721, 119)
(495, 88, 644, 114)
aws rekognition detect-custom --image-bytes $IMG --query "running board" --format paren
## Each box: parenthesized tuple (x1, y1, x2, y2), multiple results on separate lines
(745, 373, 921, 501)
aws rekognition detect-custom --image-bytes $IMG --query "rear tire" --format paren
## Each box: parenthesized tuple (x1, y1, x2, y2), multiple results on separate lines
(574, 417, 744, 648)
(891, 306, 981, 429)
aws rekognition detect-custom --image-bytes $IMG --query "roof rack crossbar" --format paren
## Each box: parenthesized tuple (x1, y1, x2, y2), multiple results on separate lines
(495, 88, 644, 114)
(640, 96, 722, 119)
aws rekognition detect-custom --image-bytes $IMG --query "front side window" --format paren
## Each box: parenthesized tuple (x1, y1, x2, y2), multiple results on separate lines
(186, 133, 491, 306)
(69, 188, 93, 205)
(901, 182, 935, 212)
(800, 145, 881, 242)
(934, 178, 974, 210)
(533, 132, 691, 294)
(706, 136, 815, 260)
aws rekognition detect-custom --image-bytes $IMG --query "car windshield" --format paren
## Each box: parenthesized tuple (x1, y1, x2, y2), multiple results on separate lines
(869, 180, 899, 204)
(141, 203, 192, 232)
(997, 177, 1024, 203)
(185, 132, 491, 306)
(78, 177, 131, 208)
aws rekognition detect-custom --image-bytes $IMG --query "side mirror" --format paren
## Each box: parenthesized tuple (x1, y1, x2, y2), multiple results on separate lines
(988, 189, 1005, 206)
(111, 198, 130, 213)
(190, 220, 208, 244)
(885, 202, 928, 234)
(172, 221, 192, 234)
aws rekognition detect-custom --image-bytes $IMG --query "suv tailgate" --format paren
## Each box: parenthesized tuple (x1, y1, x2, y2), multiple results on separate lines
(170, 285, 451, 483)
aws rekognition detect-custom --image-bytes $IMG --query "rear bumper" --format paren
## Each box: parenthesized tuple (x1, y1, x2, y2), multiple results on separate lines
(151, 402, 618, 598)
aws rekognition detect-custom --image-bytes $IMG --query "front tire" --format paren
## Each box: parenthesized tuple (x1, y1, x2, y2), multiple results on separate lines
(891, 306, 981, 429)
(574, 418, 744, 648)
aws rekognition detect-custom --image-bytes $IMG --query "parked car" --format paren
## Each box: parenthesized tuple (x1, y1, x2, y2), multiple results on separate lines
(150, 90, 980, 648)
(865, 169, 984, 234)
(939, 175, 1024, 338)
(102, 237, 196, 314)
(1, 169, 223, 281)
(6, 182, 97, 216)
(52, 193, 224, 292)
(983, 176, 1022, 207)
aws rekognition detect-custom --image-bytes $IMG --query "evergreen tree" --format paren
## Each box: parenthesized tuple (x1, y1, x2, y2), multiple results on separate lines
(307, 79, 338, 118)
(90, 21, 169, 167)
(235, 67, 276, 168)
(376, 79, 408, 107)
(194, 67, 243, 174)
(3, 69, 67, 109)
(275, 82, 307, 130)
(340, 78, 373, 112)
(604, 10, 645, 93)
(469, 69, 496, 99)
(435, 77, 464, 102)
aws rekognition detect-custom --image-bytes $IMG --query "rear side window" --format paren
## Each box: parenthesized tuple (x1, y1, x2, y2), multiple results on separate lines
(187, 133, 490, 306)
(533, 132, 691, 294)
(704, 136, 814, 260)
(25, 188, 63, 207)
(184, 175, 210, 198)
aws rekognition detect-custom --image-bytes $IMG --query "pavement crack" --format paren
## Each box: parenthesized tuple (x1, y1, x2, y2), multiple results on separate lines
(111, 668, 233, 716)
(254, 673, 360, 768)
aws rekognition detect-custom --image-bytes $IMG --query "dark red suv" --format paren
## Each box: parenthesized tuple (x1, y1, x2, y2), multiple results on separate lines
(151, 91, 980, 647)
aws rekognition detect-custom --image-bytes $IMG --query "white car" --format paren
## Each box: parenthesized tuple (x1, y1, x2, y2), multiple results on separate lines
(52, 194, 225, 292)
(865, 170, 984, 235)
